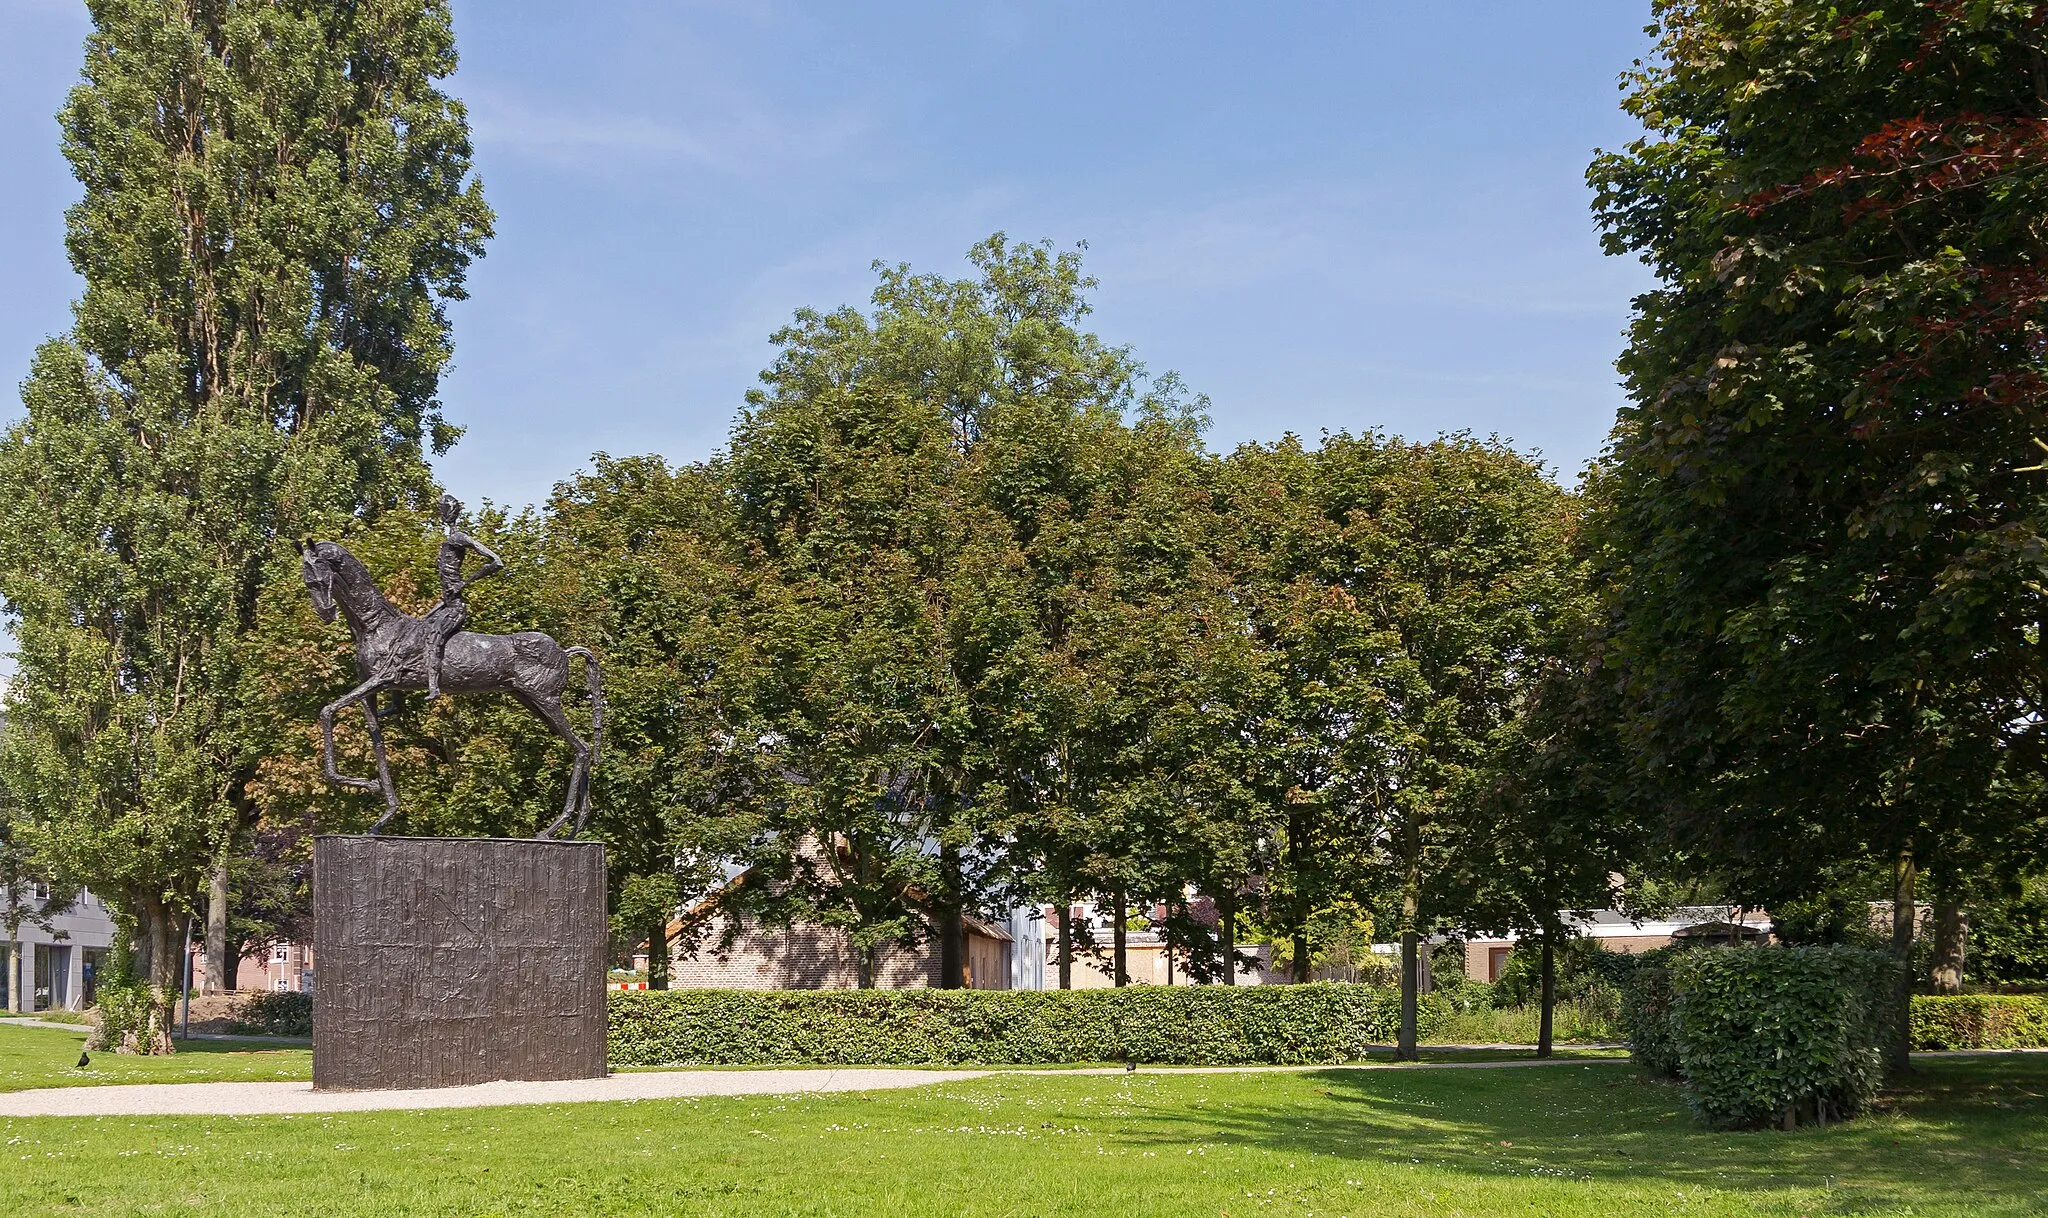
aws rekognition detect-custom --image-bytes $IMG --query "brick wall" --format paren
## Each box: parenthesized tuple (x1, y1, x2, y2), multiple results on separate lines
(666, 913, 947, 990)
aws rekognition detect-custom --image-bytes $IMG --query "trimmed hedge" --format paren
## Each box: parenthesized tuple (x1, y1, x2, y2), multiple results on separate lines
(1617, 954, 1680, 1079)
(1911, 995, 2048, 1050)
(1659, 946, 1893, 1130)
(609, 983, 1444, 1067)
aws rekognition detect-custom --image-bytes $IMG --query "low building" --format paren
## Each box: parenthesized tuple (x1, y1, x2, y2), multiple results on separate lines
(1043, 902, 1273, 987)
(651, 906, 1032, 990)
(1459, 906, 1775, 982)
(3, 886, 119, 1013)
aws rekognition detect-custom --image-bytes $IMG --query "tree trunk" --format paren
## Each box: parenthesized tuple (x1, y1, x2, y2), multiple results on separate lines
(1536, 931, 1556, 1059)
(645, 914, 670, 990)
(1930, 902, 1967, 995)
(1057, 902, 1073, 990)
(202, 856, 229, 996)
(1888, 848, 1918, 1075)
(1291, 930, 1311, 984)
(1397, 929, 1419, 1061)
(1112, 888, 1129, 987)
(938, 908, 965, 990)
(106, 896, 177, 1055)
(222, 941, 241, 992)
(1217, 889, 1237, 985)
(1164, 901, 1175, 986)
(855, 935, 877, 989)
(937, 843, 965, 989)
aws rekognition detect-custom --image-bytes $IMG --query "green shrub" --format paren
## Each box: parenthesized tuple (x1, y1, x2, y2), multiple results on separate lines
(228, 991, 313, 1037)
(1668, 946, 1893, 1130)
(1490, 936, 1627, 1008)
(1910, 995, 2048, 1050)
(1428, 998, 1624, 1045)
(1618, 954, 1680, 1079)
(87, 980, 174, 1055)
(1430, 976, 1496, 1014)
(609, 983, 1443, 1067)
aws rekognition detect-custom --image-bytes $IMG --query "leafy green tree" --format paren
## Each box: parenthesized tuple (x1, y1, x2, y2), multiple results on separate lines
(1457, 511, 1639, 1057)
(716, 236, 1225, 987)
(530, 455, 769, 987)
(1338, 436, 1582, 1058)
(1211, 438, 1383, 985)
(1587, 0, 2048, 1068)
(1220, 434, 1576, 1054)
(0, 0, 489, 1048)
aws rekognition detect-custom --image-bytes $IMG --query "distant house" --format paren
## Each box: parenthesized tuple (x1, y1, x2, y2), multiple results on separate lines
(1457, 906, 1775, 982)
(1041, 900, 1273, 987)
(648, 849, 1047, 991)
(191, 940, 315, 995)
(649, 904, 1036, 991)
(2, 885, 118, 1013)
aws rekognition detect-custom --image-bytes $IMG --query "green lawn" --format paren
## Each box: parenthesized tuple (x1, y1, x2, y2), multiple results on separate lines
(0, 1028, 2040, 1216)
(0, 1025, 309, 1092)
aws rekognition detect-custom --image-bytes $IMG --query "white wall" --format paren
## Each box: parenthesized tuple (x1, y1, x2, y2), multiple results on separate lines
(4, 887, 119, 1012)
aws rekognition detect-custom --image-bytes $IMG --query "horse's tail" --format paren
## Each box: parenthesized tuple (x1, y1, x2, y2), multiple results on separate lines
(565, 646, 603, 772)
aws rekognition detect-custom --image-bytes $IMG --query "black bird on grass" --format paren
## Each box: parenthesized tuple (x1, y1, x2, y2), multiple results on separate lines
(76, 1050, 91, 1069)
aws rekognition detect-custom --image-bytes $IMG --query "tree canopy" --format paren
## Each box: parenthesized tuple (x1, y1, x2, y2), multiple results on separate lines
(0, 0, 490, 1043)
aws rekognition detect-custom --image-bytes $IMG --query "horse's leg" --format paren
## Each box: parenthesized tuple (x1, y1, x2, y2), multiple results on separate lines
(319, 678, 390, 793)
(361, 698, 402, 834)
(514, 691, 590, 840)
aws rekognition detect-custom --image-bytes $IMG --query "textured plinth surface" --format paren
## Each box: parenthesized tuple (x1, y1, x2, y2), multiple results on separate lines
(312, 835, 607, 1090)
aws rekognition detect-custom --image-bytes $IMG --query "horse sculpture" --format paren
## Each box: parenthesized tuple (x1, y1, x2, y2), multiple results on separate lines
(297, 539, 602, 838)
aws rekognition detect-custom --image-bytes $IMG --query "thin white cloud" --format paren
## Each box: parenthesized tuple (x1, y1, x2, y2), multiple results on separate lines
(465, 86, 869, 180)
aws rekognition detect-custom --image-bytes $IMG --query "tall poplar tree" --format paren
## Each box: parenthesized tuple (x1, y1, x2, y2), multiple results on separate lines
(0, 0, 490, 1047)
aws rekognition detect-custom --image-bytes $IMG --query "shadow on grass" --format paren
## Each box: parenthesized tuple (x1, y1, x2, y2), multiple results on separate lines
(1113, 1056, 2048, 1215)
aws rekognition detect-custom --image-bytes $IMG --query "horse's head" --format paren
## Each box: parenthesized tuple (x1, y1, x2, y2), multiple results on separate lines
(298, 539, 339, 623)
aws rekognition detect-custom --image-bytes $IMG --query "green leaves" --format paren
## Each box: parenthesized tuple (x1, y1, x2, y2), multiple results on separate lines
(0, 0, 490, 992)
(1660, 946, 1894, 1130)
(607, 983, 1447, 1067)
(1587, 0, 2048, 902)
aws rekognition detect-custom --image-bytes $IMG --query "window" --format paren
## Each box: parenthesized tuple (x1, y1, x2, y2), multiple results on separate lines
(31, 882, 48, 901)
(1488, 946, 1512, 982)
(273, 978, 288, 992)
(272, 944, 290, 963)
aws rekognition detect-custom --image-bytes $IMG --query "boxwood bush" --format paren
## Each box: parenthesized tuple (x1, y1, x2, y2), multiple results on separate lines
(1910, 995, 2048, 1050)
(609, 983, 1441, 1067)
(1663, 946, 1893, 1130)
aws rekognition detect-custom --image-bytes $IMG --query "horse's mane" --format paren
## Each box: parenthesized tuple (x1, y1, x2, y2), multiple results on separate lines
(312, 540, 405, 626)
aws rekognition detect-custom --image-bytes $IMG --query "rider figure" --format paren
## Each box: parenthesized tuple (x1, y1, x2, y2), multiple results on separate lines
(425, 493, 504, 701)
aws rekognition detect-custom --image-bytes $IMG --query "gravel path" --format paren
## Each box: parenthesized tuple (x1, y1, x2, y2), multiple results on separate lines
(0, 1056, 1648, 1117)
(0, 1068, 994, 1117)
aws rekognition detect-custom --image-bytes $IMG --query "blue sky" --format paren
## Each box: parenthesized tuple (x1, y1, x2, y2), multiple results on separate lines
(0, 1, 1658, 512)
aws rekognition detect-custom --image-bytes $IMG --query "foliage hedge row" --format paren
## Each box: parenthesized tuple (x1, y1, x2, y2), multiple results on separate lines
(609, 983, 1443, 1066)
(1617, 956, 1680, 1079)
(1910, 995, 2048, 1051)
(228, 992, 313, 1037)
(1620, 946, 1894, 1130)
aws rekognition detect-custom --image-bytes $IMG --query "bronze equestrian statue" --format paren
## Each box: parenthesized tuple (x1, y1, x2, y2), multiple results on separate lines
(297, 529, 602, 839)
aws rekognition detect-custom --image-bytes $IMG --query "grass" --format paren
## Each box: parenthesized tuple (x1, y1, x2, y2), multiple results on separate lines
(0, 1024, 309, 1092)
(0, 1027, 2043, 1216)
(2, 1009, 90, 1025)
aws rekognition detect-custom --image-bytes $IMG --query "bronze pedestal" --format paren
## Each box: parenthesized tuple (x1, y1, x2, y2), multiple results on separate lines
(312, 834, 608, 1090)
